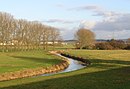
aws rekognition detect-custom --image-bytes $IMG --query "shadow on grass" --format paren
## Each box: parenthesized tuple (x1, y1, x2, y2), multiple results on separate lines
(10, 56, 61, 64)
(1, 66, 130, 89)
(1, 57, 130, 89)
(89, 58, 130, 65)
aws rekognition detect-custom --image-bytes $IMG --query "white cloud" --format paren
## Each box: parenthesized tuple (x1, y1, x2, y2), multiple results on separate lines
(95, 30, 130, 39)
(93, 10, 121, 17)
(71, 5, 101, 11)
(59, 27, 77, 40)
(56, 4, 65, 8)
(81, 13, 130, 31)
(81, 13, 130, 39)
(80, 20, 97, 29)
(71, 5, 123, 19)
(43, 19, 79, 24)
(57, 13, 130, 39)
(93, 13, 130, 31)
(44, 5, 130, 40)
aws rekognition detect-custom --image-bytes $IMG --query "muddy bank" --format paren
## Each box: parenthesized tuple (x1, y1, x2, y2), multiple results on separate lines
(0, 53, 70, 81)
(60, 53, 91, 66)
(41, 52, 90, 76)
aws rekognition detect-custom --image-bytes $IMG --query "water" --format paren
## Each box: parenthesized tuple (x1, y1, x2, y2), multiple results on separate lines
(42, 54, 86, 76)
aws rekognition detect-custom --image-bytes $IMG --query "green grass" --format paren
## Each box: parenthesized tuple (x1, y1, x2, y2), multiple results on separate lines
(0, 50, 130, 89)
(0, 50, 62, 73)
(55, 44, 75, 50)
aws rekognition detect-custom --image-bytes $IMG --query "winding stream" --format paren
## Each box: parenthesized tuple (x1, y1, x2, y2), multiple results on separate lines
(42, 54, 86, 76)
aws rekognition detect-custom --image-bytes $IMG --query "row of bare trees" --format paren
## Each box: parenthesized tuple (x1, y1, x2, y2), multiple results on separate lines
(0, 12, 60, 52)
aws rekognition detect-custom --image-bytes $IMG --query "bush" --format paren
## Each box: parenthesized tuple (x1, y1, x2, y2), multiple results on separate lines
(108, 39, 127, 49)
(95, 42, 113, 50)
(125, 44, 130, 50)
(96, 39, 127, 50)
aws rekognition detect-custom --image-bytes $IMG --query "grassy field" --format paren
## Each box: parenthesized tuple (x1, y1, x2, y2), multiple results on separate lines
(0, 50, 130, 89)
(0, 50, 62, 73)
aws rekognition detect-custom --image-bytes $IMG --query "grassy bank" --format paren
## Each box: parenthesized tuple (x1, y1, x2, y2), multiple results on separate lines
(0, 50, 62, 73)
(0, 50, 130, 89)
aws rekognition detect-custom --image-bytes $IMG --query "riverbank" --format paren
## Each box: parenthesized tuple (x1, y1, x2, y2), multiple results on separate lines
(0, 51, 69, 81)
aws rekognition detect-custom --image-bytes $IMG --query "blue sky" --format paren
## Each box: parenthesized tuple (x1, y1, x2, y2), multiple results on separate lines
(0, 0, 130, 40)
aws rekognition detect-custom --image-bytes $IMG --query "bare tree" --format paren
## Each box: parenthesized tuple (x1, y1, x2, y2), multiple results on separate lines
(75, 28, 95, 49)
(0, 12, 61, 52)
(0, 12, 15, 52)
(50, 27, 60, 50)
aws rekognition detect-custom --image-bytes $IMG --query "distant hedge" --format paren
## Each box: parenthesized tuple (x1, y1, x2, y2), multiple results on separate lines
(95, 42, 113, 50)
(95, 39, 129, 50)
(125, 44, 130, 50)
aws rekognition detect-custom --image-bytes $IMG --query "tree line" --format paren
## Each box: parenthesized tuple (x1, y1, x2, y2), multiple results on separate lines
(0, 12, 60, 52)
(95, 39, 130, 50)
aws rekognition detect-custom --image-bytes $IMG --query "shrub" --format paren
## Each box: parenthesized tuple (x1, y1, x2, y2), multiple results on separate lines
(125, 44, 130, 50)
(95, 42, 113, 50)
(108, 39, 127, 49)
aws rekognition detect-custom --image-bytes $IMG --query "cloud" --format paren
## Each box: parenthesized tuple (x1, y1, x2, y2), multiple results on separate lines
(71, 5, 122, 18)
(52, 13, 130, 40)
(53, 13, 130, 40)
(44, 5, 130, 40)
(80, 20, 97, 29)
(95, 30, 130, 39)
(80, 13, 130, 39)
(93, 11, 121, 17)
(70, 5, 101, 11)
(59, 27, 77, 40)
(94, 13, 130, 31)
(43, 19, 80, 24)
(56, 4, 65, 8)
(82, 13, 130, 31)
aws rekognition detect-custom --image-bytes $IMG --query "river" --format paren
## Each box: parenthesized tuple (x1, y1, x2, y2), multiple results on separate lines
(42, 54, 86, 76)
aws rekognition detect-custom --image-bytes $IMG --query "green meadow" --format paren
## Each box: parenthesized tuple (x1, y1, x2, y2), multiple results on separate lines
(0, 50, 62, 73)
(0, 50, 130, 89)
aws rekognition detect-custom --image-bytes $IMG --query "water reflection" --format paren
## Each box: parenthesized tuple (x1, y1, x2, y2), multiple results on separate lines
(42, 54, 86, 76)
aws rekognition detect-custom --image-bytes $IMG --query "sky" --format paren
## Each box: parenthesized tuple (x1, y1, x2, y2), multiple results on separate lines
(0, 0, 130, 40)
